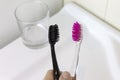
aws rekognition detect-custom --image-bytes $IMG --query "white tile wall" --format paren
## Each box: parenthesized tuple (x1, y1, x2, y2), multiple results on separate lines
(71, 0, 108, 19)
(69, 0, 120, 30)
(105, 0, 120, 30)
(64, 0, 72, 4)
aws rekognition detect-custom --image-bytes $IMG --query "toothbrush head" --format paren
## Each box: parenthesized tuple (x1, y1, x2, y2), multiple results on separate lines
(72, 22, 82, 42)
(49, 24, 59, 45)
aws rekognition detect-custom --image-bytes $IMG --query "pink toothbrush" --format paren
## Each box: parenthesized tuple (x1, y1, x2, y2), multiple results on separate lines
(71, 22, 82, 77)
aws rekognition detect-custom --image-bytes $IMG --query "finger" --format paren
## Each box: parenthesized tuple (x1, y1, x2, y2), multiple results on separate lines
(44, 70, 54, 80)
(71, 75, 76, 80)
(72, 77, 76, 80)
(59, 71, 72, 80)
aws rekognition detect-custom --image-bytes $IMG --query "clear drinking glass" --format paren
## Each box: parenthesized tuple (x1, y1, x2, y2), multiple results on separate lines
(15, 0, 49, 49)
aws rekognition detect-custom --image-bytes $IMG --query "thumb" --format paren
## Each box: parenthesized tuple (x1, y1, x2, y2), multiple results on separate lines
(44, 70, 54, 80)
(59, 71, 72, 80)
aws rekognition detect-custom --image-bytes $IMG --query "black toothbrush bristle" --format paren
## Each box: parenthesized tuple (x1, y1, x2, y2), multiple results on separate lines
(49, 24, 59, 45)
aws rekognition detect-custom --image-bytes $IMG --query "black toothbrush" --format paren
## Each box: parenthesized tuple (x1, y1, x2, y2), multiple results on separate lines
(48, 24, 61, 80)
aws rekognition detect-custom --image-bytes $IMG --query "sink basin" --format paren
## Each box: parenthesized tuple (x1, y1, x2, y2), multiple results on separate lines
(0, 3, 120, 80)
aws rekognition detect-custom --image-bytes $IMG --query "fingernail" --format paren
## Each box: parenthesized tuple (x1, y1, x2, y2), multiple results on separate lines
(62, 72, 70, 79)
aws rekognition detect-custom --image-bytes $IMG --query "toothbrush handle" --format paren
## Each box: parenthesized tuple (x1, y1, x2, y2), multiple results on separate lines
(71, 42, 81, 77)
(51, 44, 61, 80)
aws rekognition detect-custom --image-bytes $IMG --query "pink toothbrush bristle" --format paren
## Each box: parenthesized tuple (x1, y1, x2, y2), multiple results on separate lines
(72, 22, 82, 41)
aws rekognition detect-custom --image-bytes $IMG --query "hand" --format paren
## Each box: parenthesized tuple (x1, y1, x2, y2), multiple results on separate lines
(44, 70, 75, 80)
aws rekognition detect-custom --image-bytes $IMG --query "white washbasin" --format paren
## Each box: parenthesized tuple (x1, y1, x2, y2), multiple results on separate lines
(0, 2, 120, 80)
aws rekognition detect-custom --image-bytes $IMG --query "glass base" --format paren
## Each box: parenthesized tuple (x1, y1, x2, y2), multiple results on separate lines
(23, 41, 49, 49)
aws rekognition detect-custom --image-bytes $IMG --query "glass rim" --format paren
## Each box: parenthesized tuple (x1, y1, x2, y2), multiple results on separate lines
(14, 0, 49, 23)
